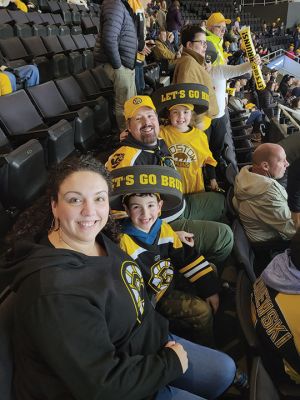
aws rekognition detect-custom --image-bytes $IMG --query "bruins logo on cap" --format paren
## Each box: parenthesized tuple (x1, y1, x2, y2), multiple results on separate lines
(133, 97, 143, 105)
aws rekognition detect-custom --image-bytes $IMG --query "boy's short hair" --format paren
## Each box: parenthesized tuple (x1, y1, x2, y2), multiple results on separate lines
(123, 193, 161, 208)
(181, 25, 205, 47)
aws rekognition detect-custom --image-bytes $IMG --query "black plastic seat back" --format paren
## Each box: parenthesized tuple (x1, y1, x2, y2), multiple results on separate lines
(42, 35, 64, 53)
(21, 36, 48, 57)
(91, 65, 113, 90)
(40, 13, 55, 25)
(26, 11, 43, 24)
(84, 33, 95, 48)
(0, 37, 28, 61)
(0, 24, 13, 40)
(72, 33, 87, 50)
(27, 81, 69, 117)
(7, 10, 29, 24)
(232, 218, 256, 283)
(14, 23, 32, 38)
(52, 13, 64, 26)
(0, 139, 47, 210)
(58, 34, 77, 51)
(0, 9, 12, 24)
(250, 357, 280, 400)
(55, 75, 86, 105)
(75, 70, 99, 96)
(0, 127, 11, 154)
(0, 90, 43, 135)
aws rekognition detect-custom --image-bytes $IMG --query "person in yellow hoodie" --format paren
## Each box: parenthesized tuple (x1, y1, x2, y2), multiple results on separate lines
(0, 0, 28, 12)
(0, 72, 12, 96)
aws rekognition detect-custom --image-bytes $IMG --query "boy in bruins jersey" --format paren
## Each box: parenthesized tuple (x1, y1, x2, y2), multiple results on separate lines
(120, 192, 220, 347)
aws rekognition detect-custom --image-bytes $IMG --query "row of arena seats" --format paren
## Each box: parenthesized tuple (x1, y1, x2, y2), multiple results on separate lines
(0, 8, 99, 39)
(0, 34, 96, 79)
(0, 68, 117, 244)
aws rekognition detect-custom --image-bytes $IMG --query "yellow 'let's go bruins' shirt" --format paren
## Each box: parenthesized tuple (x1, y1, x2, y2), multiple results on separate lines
(160, 125, 217, 194)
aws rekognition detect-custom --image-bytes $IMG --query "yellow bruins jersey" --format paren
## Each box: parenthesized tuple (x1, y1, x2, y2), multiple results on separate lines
(120, 221, 219, 303)
(159, 125, 217, 194)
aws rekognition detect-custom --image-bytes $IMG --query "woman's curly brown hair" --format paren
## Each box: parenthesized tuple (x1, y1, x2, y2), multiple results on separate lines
(7, 154, 121, 246)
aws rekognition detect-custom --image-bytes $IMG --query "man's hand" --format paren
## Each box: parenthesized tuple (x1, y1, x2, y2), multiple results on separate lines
(209, 179, 219, 191)
(0, 65, 7, 71)
(141, 45, 152, 56)
(206, 293, 219, 314)
(176, 231, 195, 247)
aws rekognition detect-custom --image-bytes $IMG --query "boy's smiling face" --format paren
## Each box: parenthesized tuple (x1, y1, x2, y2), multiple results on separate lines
(124, 194, 163, 233)
(169, 105, 192, 132)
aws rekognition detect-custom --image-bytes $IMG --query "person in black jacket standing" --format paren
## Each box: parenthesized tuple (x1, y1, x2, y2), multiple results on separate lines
(94, 0, 138, 131)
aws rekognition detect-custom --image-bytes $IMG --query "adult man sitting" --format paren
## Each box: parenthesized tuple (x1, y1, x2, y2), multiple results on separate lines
(105, 95, 233, 266)
(233, 143, 296, 244)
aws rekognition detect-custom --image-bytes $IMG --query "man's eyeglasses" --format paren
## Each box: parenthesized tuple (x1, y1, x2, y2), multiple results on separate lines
(213, 25, 227, 32)
(192, 40, 207, 47)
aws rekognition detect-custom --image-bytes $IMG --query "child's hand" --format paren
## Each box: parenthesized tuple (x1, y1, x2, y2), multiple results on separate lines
(206, 293, 219, 314)
(209, 179, 219, 191)
(175, 231, 195, 247)
(120, 129, 129, 141)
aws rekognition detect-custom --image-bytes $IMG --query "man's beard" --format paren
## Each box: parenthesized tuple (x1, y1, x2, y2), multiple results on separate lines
(140, 124, 157, 145)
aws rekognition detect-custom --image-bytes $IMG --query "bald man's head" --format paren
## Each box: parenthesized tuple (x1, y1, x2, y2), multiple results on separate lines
(252, 143, 289, 179)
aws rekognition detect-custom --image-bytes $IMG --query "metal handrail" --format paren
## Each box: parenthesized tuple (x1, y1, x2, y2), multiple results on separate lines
(261, 48, 300, 64)
(241, 0, 290, 6)
(277, 103, 300, 131)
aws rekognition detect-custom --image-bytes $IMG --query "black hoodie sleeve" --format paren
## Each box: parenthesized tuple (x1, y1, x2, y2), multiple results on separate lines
(20, 294, 182, 400)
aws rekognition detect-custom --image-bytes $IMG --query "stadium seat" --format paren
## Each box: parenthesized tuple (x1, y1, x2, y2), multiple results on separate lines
(41, 35, 69, 78)
(0, 139, 47, 211)
(58, 35, 83, 74)
(21, 36, 54, 82)
(0, 90, 74, 166)
(55, 76, 113, 145)
(28, 81, 97, 151)
(232, 218, 257, 283)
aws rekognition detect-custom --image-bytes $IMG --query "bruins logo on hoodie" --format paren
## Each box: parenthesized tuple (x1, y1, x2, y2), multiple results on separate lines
(121, 260, 145, 323)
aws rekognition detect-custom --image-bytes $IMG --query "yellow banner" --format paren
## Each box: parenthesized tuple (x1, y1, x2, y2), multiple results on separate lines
(240, 26, 266, 91)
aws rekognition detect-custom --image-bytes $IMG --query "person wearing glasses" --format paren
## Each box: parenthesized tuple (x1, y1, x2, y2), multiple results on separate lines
(173, 24, 258, 161)
(106, 95, 234, 271)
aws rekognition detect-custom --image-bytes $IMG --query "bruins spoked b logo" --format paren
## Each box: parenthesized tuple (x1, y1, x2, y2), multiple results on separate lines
(149, 259, 174, 293)
(121, 261, 145, 323)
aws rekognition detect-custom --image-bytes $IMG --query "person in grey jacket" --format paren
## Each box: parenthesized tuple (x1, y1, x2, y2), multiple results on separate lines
(233, 143, 295, 243)
(94, 0, 138, 130)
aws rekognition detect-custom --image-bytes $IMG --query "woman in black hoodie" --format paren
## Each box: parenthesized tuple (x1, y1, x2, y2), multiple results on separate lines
(2, 155, 235, 400)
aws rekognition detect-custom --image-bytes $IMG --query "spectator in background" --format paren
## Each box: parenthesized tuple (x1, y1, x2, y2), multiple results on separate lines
(291, 80, 300, 98)
(93, 0, 137, 131)
(293, 25, 300, 49)
(156, 0, 167, 30)
(234, 16, 240, 31)
(0, 54, 39, 93)
(0, 0, 27, 12)
(286, 44, 296, 60)
(153, 29, 181, 73)
(258, 80, 278, 119)
(166, 0, 183, 51)
(262, 22, 269, 36)
(279, 74, 295, 99)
